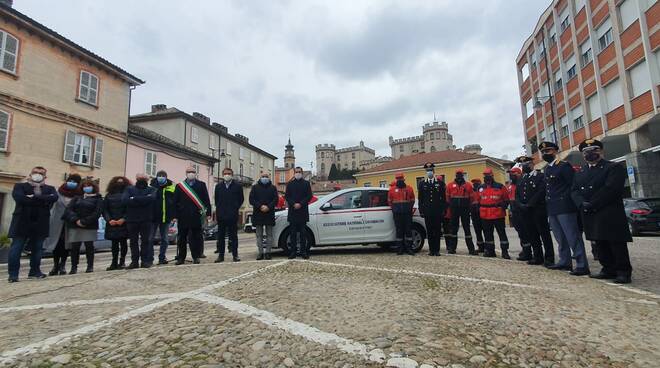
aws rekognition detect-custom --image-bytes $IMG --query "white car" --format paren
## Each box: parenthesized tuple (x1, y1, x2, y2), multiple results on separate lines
(273, 187, 427, 253)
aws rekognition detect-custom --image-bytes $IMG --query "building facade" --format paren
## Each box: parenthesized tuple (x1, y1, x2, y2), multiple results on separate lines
(517, 0, 660, 196)
(0, 3, 143, 234)
(354, 151, 508, 195)
(389, 121, 459, 159)
(128, 105, 277, 223)
(315, 141, 376, 178)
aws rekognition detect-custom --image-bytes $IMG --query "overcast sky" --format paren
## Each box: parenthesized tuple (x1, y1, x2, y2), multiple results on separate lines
(17, 0, 549, 170)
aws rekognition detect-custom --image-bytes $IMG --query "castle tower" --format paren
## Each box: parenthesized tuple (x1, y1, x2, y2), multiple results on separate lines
(423, 121, 454, 152)
(315, 143, 336, 179)
(284, 138, 295, 169)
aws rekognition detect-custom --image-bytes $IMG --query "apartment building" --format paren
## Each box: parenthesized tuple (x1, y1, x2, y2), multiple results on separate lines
(517, 0, 660, 197)
(0, 2, 143, 233)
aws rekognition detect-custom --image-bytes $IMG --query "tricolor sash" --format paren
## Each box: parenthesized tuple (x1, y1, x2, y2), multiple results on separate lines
(178, 181, 206, 224)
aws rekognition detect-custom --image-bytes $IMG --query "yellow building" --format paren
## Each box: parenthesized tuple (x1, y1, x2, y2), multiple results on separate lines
(0, 4, 143, 233)
(354, 150, 510, 194)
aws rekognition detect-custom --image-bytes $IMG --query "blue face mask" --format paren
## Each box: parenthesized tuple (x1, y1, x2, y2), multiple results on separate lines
(82, 186, 93, 194)
(259, 177, 270, 185)
(66, 181, 78, 190)
(157, 177, 167, 185)
(426, 170, 434, 178)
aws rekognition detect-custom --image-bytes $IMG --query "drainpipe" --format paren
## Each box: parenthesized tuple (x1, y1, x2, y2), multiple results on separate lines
(124, 85, 136, 178)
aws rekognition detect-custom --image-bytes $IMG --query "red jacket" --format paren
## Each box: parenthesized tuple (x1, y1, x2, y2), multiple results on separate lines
(446, 181, 473, 207)
(388, 184, 415, 214)
(507, 183, 516, 201)
(478, 182, 509, 220)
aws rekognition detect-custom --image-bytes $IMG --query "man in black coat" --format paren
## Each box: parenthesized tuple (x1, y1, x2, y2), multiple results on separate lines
(150, 170, 176, 265)
(285, 167, 313, 259)
(7, 166, 58, 283)
(571, 139, 633, 284)
(173, 166, 212, 265)
(122, 173, 156, 269)
(214, 168, 245, 263)
(249, 172, 279, 260)
(417, 162, 446, 256)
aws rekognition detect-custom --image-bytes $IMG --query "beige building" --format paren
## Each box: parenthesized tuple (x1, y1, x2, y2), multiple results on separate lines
(389, 121, 456, 159)
(315, 141, 376, 178)
(0, 4, 143, 234)
(129, 105, 277, 223)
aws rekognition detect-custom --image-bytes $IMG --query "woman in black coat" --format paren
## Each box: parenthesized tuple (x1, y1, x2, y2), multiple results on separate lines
(63, 179, 103, 274)
(249, 173, 279, 260)
(103, 176, 130, 270)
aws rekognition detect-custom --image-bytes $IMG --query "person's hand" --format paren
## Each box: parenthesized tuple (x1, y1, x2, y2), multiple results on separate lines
(109, 220, 117, 226)
(207, 216, 212, 223)
(260, 205, 269, 213)
(76, 220, 83, 227)
(118, 219, 126, 225)
(294, 203, 302, 210)
(171, 218, 177, 224)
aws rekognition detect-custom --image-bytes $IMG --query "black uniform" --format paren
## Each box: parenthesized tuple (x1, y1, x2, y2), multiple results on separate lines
(517, 170, 555, 265)
(417, 177, 446, 256)
(285, 178, 313, 258)
(173, 180, 211, 263)
(508, 179, 530, 261)
(571, 159, 632, 280)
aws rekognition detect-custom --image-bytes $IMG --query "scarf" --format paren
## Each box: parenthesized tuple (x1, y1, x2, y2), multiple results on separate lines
(58, 183, 82, 198)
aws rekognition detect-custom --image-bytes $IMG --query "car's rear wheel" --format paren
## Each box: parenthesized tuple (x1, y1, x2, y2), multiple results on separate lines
(278, 227, 314, 254)
(629, 221, 640, 237)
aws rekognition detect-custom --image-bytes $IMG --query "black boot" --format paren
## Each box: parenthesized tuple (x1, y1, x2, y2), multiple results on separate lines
(476, 242, 485, 253)
(466, 238, 477, 255)
(516, 245, 532, 261)
(49, 256, 60, 276)
(85, 244, 94, 273)
(483, 244, 496, 258)
(107, 246, 119, 271)
(70, 247, 79, 275)
(527, 245, 544, 265)
(501, 246, 511, 260)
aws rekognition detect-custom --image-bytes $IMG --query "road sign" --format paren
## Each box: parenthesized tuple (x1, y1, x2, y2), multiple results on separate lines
(627, 166, 635, 184)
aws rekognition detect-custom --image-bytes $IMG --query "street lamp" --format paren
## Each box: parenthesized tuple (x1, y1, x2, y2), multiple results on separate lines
(537, 27, 559, 146)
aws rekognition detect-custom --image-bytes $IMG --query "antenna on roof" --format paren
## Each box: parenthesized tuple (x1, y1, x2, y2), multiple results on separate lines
(433, 113, 437, 122)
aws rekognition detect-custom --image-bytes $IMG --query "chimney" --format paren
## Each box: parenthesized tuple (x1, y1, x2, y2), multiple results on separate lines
(151, 104, 167, 112)
(212, 122, 228, 133)
(192, 112, 211, 124)
(0, 0, 13, 7)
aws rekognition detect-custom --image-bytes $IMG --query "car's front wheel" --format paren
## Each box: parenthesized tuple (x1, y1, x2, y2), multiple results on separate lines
(410, 225, 426, 253)
(278, 227, 315, 254)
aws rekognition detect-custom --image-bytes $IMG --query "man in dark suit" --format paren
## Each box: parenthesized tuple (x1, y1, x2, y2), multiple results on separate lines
(214, 167, 244, 263)
(539, 141, 589, 276)
(285, 166, 312, 259)
(571, 139, 632, 284)
(8, 166, 58, 283)
(417, 162, 447, 256)
(173, 166, 211, 265)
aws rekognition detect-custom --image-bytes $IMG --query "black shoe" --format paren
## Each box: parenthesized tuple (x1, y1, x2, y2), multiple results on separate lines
(516, 254, 532, 261)
(569, 268, 590, 276)
(468, 250, 478, 256)
(265, 254, 272, 260)
(527, 258, 544, 265)
(215, 256, 224, 263)
(117, 263, 126, 270)
(8, 278, 18, 283)
(193, 258, 201, 264)
(397, 251, 404, 255)
(141, 263, 153, 269)
(288, 254, 297, 259)
(69, 267, 78, 275)
(106, 264, 118, 271)
(175, 260, 185, 265)
(546, 264, 572, 271)
(589, 271, 617, 280)
(126, 263, 140, 270)
(28, 273, 47, 279)
(48, 268, 59, 276)
(543, 259, 555, 267)
(448, 249, 456, 254)
(256, 254, 264, 260)
(199, 254, 207, 259)
(233, 256, 241, 262)
(158, 259, 169, 265)
(501, 251, 511, 259)
(483, 252, 496, 258)
(302, 254, 309, 260)
(477, 247, 484, 253)
(85, 267, 93, 273)
(614, 275, 632, 284)
(214, 249, 219, 253)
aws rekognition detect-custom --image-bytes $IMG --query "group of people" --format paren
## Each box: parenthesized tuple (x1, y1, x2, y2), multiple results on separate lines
(7, 162, 315, 283)
(387, 138, 633, 284)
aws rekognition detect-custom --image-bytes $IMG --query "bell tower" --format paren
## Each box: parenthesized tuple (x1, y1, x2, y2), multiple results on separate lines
(284, 137, 295, 169)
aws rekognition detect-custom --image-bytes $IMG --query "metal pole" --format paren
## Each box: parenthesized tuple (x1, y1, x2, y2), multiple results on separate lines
(541, 28, 559, 145)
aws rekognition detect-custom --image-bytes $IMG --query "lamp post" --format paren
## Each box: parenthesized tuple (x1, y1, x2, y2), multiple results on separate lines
(535, 27, 560, 146)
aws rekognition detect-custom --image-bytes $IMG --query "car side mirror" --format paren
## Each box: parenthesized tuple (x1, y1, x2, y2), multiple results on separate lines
(320, 202, 333, 211)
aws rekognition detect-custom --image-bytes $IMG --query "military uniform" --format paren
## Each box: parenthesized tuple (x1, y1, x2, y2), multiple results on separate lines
(540, 141, 589, 273)
(517, 169, 555, 266)
(507, 168, 530, 261)
(417, 163, 447, 256)
(571, 139, 632, 283)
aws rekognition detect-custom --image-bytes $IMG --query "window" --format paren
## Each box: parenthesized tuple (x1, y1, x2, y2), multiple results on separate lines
(525, 98, 534, 118)
(364, 182, 371, 187)
(566, 54, 577, 79)
(279, 172, 286, 183)
(521, 63, 530, 80)
(209, 135, 216, 149)
(530, 50, 537, 70)
(399, 145, 404, 152)
(250, 151, 255, 164)
(192, 163, 200, 174)
(554, 70, 563, 91)
(0, 29, 19, 74)
(619, 0, 638, 31)
(541, 82, 550, 95)
(240, 147, 246, 160)
(367, 190, 388, 207)
(239, 163, 244, 176)
(63, 131, 101, 166)
(0, 109, 9, 151)
(580, 42, 592, 67)
(430, 146, 436, 152)
(539, 129, 546, 142)
(190, 126, 198, 143)
(430, 132, 435, 139)
(327, 191, 362, 210)
(559, 115, 569, 137)
(78, 71, 99, 105)
(597, 19, 613, 52)
(549, 26, 557, 46)
(605, 79, 624, 111)
(145, 151, 157, 177)
(575, 0, 585, 11)
(559, 7, 571, 32)
(351, 152, 355, 159)
(629, 61, 651, 98)
(226, 141, 231, 155)
(320, 163, 325, 173)
(539, 45, 546, 59)
(530, 136, 539, 153)
(379, 180, 387, 188)
(571, 105, 584, 130)
(588, 93, 601, 121)
(351, 161, 356, 169)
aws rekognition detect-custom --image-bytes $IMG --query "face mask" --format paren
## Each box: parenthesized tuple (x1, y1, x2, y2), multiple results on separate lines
(426, 170, 434, 178)
(260, 177, 270, 185)
(484, 175, 494, 184)
(66, 181, 78, 190)
(584, 151, 600, 162)
(157, 176, 167, 185)
(455, 175, 465, 183)
(396, 179, 405, 188)
(542, 153, 555, 163)
(82, 186, 94, 194)
(294, 173, 303, 180)
(223, 174, 233, 182)
(522, 165, 532, 174)
(30, 173, 44, 183)
(186, 173, 196, 180)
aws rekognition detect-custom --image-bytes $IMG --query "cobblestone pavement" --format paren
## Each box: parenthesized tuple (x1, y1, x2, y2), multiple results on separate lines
(0, 230, 659, 367)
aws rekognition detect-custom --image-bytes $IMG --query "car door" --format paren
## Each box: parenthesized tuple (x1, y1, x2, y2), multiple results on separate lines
(363, 189, 396, 242)
(317, 190, 367, 244)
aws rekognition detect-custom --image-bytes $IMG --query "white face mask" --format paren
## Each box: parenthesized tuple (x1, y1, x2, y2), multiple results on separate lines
(186, 173, 196, 180)
(223, 174, 232, 182)
(30, 173, 44, 183)
(294, 173, 303, 180)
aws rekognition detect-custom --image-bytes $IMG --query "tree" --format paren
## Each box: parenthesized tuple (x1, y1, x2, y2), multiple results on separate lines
(328, 164, 339, 181)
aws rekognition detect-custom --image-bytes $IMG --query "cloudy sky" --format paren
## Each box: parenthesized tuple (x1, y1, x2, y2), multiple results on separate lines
(17, 0, 548, 170)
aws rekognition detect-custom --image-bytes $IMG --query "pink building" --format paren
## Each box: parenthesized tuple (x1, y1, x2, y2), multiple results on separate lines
(125, 125, 218, 198)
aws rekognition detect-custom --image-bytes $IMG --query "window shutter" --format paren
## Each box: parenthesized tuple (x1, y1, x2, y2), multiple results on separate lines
(63, 130, 76, 162)
(0, 110, 9, 151)
(1, 31, 19, 73)
(93, 137, 104, 168)
(88, 74, 98, 104)
(152, 153, 158, 176)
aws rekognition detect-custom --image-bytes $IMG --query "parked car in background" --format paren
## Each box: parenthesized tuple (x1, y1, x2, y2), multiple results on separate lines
(153, 221, 178, 245)
(243, 214, 255, 233)
(624, 198, 660, 236)
(204, 222, 218, 241)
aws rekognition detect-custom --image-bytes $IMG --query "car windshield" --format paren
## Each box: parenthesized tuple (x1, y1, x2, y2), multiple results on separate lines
(641, 199, 660, 210)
